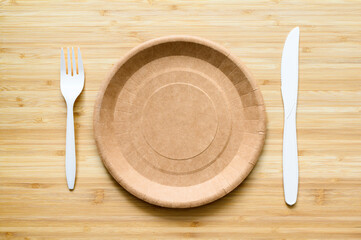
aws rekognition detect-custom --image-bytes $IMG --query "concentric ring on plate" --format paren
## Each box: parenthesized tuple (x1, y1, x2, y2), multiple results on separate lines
(94, 35, 266, 208)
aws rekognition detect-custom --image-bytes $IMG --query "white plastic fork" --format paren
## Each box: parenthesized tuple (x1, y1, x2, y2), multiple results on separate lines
(60, 47, 84, 190)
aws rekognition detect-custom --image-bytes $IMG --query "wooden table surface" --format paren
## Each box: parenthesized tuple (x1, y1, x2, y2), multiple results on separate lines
(1, 0, 360, 239)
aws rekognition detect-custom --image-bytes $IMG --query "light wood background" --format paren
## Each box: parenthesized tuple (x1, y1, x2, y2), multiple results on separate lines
(1, 0, 360, 239)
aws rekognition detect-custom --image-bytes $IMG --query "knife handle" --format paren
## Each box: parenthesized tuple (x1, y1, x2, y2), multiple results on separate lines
(283, 110, 298, 205)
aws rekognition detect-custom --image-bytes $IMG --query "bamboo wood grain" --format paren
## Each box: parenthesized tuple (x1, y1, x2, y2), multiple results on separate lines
(0, 0, 360, 239)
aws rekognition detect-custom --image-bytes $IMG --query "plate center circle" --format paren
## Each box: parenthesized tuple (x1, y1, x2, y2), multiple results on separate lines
(142, 82, 218, 160)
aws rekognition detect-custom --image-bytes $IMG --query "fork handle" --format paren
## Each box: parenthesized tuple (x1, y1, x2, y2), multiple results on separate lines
(66, 102, 76, 190)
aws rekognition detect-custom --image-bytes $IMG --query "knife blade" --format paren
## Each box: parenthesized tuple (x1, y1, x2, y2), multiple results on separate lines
(281, 27, 299, 206)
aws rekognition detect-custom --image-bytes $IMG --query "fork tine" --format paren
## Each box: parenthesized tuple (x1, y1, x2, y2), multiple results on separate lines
(67, 47, 71, 75)
(77, 48, 84, 77)
(60, 48, 66, 77)
(72, 47, 77, 75)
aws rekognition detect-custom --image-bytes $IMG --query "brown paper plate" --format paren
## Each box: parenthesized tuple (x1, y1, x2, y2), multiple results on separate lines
(94, 36, 266, 208)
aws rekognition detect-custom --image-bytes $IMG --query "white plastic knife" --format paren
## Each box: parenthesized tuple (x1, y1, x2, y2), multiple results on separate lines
(281, 27, 299, 206)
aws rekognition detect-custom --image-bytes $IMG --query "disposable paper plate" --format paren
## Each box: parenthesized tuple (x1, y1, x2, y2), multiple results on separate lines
(94, 36, 266, 208)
